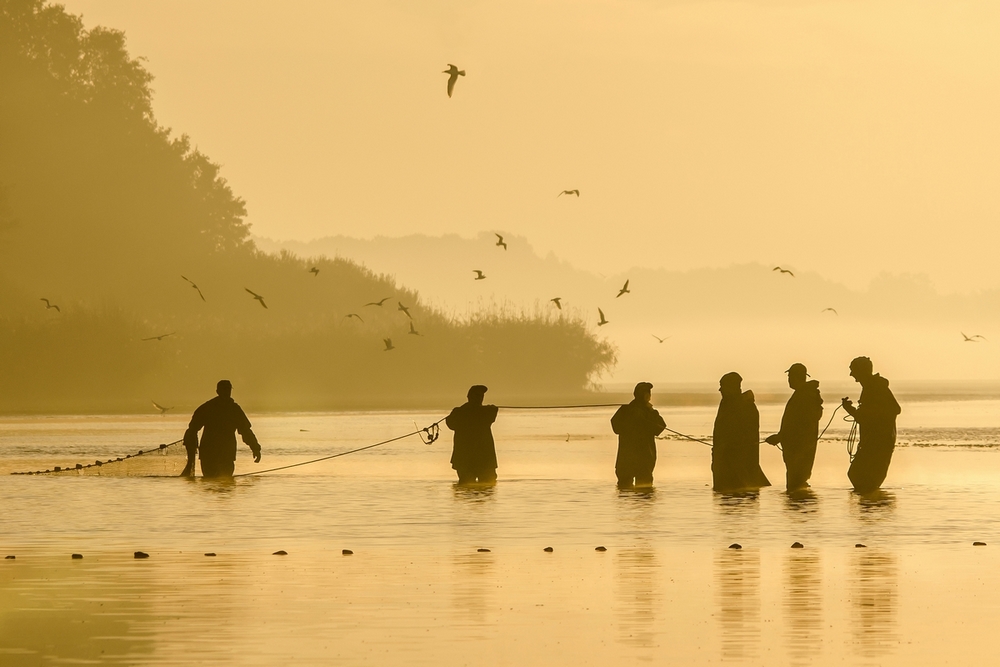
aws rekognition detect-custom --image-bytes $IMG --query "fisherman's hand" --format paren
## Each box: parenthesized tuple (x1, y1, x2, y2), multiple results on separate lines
(250, 445, 262, 463)
(841, 397, 853, 410)
(764, 434, 780, 445)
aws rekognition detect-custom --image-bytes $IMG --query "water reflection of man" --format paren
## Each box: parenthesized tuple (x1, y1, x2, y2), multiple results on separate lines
(446, 385, 499, 484)
(610, 382, 666, 488)
(765, 363, 823, 491)
(713, 372, 770, 493)
(182, 380, 261, 477)
(842, 357, 901, 494)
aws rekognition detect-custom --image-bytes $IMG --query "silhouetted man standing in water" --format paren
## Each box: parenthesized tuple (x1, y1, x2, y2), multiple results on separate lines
(446, 385, 499, 484)
(610, 382, 666, 488)
(713, 372, 770, 493)
(842, 357, 901, 494)
(765, 363, 823, 491)
(182, 380, 262, 478)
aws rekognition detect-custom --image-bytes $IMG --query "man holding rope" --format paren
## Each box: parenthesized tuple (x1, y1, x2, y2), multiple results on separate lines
(610, 382, 666, 489)
(765, 363, 823, 491)
(446, 385, 499, 484)
(181, 380, 262, 478)
(842, 356, 901, 494)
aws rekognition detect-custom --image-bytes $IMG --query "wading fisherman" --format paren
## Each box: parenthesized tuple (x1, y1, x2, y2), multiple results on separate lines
(765, 363, 823, 491)
(610, 382, 666, 488)
(446, 385, 499, 484)
(842, 357, 900, 493)
(713, 372, 770, 493)
(181, 380, 262, 477)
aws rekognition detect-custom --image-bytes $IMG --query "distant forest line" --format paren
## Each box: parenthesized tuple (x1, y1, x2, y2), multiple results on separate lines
(0, 0, 615, 413)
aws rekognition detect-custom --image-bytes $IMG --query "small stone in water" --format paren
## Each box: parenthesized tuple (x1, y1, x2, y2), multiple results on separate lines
(71, 554, 83, 559)
(543, 547, 554, 552)
(856, 544, 867, 548)
(974, 542, 987, 546)
(134, 551, 150, 559)
(477, 548, 491, 553)
(791, 542, 804, 549)
(342, 549, 353, 555)
(4, 555, 14, 560)
(273, 550, 288, 555)
(729, 543, 742, 549)
(204, 553, 216, 557)
(595, 546, 607, 552)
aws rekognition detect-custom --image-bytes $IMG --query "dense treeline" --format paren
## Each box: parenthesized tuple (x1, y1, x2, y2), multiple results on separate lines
(0, 0, 614, 413)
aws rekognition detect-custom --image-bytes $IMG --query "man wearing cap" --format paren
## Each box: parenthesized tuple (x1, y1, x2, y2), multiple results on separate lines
(765, 363, 824, 491)
(841, 357, 901, 493)
(446, 385, 500, 484)
(610, 382, 667, 488)
(181, 380, 262, 478)
(712, 372, 770, 492)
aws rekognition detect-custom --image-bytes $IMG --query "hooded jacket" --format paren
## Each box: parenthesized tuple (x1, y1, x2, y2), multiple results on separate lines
(611, 399, 667, 472)
(446, 402, 499, 471)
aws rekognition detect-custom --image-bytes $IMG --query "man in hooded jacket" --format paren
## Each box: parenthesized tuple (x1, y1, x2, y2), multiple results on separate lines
(842, 357, 901, 493)
(713, 372, 770, 492)
(446, 385, 499, 484)
(610, 382, 667, 488)
(182, 380, 261, 478)
(765, 363, 824, 491)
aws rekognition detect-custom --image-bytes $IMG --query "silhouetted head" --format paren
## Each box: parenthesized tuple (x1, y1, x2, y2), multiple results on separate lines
(216, 380, 233, 398)
(849, 357, 873, 384)
(467, 385, 488, 405)
(719, 372, 743, 398)
(786, 363, 809, 389)
(633, 382, 653, 404)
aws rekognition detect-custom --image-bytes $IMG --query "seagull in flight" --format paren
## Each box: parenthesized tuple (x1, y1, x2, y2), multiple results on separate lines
(40, 298, 60, 312)
(821, 308, 838, 315)
(397, 302, 412, 319)
(141, 332, 176, 341)
(550, 297, 562, 310)
(364, 297, 392, 307)
(597, 308, 609, 326)
(408, 322, 421, 336)
(245, 288, 268, 309)
(473, 270, 486, 280)
(558, 189, 580, 197)
(344, 313, 364, 323)
(383, 338, 395, 352)
(772, 266, 795, 277)
(495, 234, 507, 250)
(443, 64, 465, 98)
(617, 280, 630, 298)
(181, 276, 205, 301)
(962, 332, 987, 342)
(151, 400, 172, 415)
(652, 334, 671, 343)
(309, 267, 319, 276)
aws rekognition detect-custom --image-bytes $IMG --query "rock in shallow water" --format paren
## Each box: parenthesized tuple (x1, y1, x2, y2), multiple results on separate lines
(342, 549, 353, 555)
(595, 546, 607, 552)
(134, 551, 149, 559)
(729, 544, 742, 550)
(273, 550, 287, 555)
(543, 547, 554, 552)
(791, 542, 804, 549)
(477, 548, 491, 553)
(71, 554, 83, 559)
(973, 542, 987, 546)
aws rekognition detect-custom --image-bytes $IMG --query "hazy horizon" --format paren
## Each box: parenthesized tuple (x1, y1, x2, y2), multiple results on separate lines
(59, 0, 1000, 294)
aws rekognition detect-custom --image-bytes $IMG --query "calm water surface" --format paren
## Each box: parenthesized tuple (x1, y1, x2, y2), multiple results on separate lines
(2, 401, 999, 665)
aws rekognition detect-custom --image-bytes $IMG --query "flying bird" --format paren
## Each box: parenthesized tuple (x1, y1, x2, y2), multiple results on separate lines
(617, 280, 630, 298)
(495, 234, 507, 250)
(364, 297, 392, 307)
(550, 297, 562, 310)
(772, 266, 795, 277)
(821, 308, 839, 316)
(344, 313, 364, 323)
(597, 308, 609, 326)
(397, 302, 412, 319)
(558, 190, 580, 197)
(652, 334, 671, 343)
(443, 64, 465, 98)
(181, 276, 205, 301)
(245, 288, 268, 309)
(141, 332, 176, 341)
(473, 270, 486, 280)
(40, 298, 60, 312)
(309, 267, 319, 276)
(383, 338, 395, 352)
(961, 332, 987, 342)
(408, 322, 421, 336)
(151, 400, 172, 415)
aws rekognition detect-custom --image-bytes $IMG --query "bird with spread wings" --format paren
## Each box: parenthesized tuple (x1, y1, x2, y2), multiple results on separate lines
(443, 64, 465, 97)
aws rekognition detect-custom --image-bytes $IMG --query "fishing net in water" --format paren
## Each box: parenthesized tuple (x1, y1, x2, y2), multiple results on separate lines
(11, 439, 188, 477)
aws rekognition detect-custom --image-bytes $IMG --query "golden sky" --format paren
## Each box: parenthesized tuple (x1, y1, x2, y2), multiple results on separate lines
(61, 0, 1000, 293)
